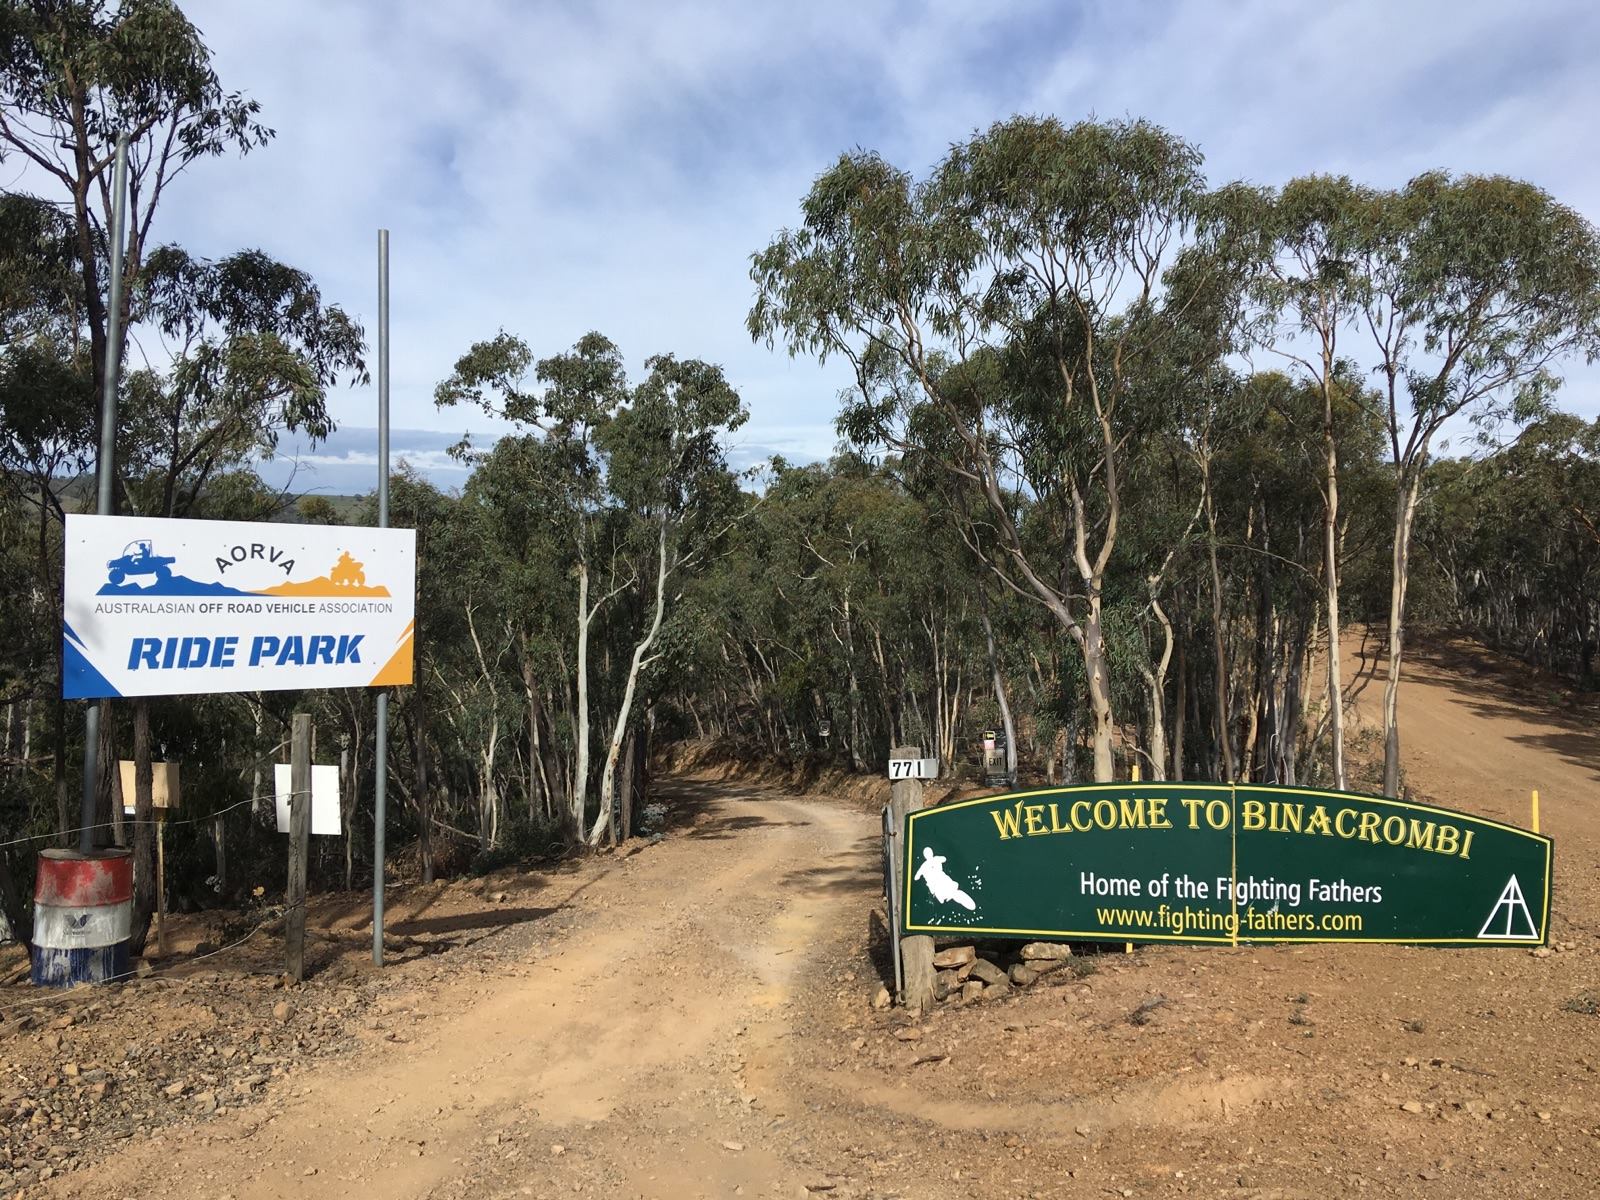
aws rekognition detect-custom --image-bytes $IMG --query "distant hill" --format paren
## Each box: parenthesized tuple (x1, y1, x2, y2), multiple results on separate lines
(43, 474, 368, 524)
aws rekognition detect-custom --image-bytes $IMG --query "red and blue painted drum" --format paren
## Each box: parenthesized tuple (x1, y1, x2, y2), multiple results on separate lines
(31, 848, 134, 987)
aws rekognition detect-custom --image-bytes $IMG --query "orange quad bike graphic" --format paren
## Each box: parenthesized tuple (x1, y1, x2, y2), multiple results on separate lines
(330, 551, 367, 588)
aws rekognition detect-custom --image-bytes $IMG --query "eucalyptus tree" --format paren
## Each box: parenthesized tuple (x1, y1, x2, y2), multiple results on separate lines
(1103, 411, 1203, 782)
(0, 193, 90, 505)
(1357, 174, 1600, 794)
(0, 0, 271, 433)
(1416, 414, 1600, 686)
(752, 116, 1207, 781)
(438, 333, 747, 843)
(761, 460, 899, 770)
(120, 246, 366, 518)
(96, 244, 362, 948)
(667, 501, 789, 753)
(1219, 174, 1383, 789)
(1, 0, 287, 860)
(437, 331, 627, 838)
(459, 435, 576, 824)
(735, 462, 852, 760)
(584, 354, 748, 844)
(0, 192, 94, 839)
(0, 493, 42, 948)
(677, 454, 994, 773)
(362, 467, 469, 879)
(0, 191, 81, 349)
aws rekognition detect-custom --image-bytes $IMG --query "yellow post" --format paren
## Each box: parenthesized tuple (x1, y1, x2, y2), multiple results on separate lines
(1531, 789, 1540, 834)
(1126, 762, 1140, 954)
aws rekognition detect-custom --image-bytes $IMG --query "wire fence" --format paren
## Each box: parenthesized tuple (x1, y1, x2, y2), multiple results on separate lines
(0, 898, 305, 1018)
(1, 786, 317, 1003)
(0, 788, 292, 852)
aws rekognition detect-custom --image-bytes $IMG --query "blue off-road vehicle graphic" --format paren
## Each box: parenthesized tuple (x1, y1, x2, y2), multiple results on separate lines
(105, 541, 176, 587)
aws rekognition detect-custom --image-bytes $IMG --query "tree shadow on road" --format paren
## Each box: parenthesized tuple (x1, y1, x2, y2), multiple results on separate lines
(685, 813, 814, 840)
(311, 864, 566, 934)
(774, 833, 898, 989)
(775, 835, 881, 897)
(387, 905, 560, 937)
(1407, 638, 1600, 787)
(653, 780, 763, 832)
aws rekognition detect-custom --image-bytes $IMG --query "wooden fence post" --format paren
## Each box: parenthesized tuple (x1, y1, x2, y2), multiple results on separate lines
(155, 812, 168, 955)
(889, 744, 936, 1015)
(286, 713, 312, 983)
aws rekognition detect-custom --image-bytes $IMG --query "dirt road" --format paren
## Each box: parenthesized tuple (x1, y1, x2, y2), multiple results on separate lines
(13, 635, 1600, 1199)
(1344, 633, 1600, 917)
(36, 786, 892, 1200)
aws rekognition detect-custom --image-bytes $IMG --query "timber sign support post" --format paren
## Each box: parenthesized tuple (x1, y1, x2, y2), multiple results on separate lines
(285, 714, 312, 983)
(886, 746, 936, 1013)
(901, 783, 1551, 947)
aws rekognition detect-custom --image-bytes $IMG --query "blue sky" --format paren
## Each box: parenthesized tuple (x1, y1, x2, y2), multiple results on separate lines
(150, 0, 1600, 495)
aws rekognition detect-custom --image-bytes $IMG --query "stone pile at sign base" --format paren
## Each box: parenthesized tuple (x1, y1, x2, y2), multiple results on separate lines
(924, 941, 1073, 1006)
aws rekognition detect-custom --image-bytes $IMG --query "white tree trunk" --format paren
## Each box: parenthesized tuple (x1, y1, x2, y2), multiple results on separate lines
(588, 520, 671, 845)
(1202, 456, 1236, 781)
(1083, 599, 1115, 782)
(1141, 594, 1176, 780)
(1322, 379, 1347, 790)
(1382, 468, 1425, 796)
(841, 591, 867, 772)
(480, 718, 500, 849)
(573, 561, 591, 838)
(977, 602, 1016, 781)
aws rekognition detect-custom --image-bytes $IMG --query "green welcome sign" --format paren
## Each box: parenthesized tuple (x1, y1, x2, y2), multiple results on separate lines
(902, 783, 1551, 946)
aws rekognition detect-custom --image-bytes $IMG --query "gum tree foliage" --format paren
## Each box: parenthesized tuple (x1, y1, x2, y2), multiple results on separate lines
(1214, 174, 1384, 790)
(0, 2, 367, 952)
(121, 246, 366, 518)
(678, 455, 1002, 774)
(0, 0, 270, 404)
(1356, 174, 1600, 794)
(437, 332, 625, 840)
(1414, 414, 1600, 686)
(118, 246, 361, 952)
(582, 353, 747, 844)
(749, 118, 1600, 802)
(750, 116, 1209, 782)
(436, 332, 748, 844)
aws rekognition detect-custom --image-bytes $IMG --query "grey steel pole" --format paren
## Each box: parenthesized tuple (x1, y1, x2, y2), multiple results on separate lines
(372, 229, 390, 965)
(79, 134, 130, 855)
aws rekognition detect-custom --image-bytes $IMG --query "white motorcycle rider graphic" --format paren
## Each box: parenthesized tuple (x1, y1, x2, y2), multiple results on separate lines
(914, 846, 976, 910)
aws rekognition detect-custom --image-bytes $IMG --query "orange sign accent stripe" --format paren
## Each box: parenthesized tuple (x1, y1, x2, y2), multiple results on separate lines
(368, 620, 415, 687)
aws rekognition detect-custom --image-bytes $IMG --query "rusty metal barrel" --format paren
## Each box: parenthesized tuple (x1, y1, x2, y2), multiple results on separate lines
(31, 848, 133, 987)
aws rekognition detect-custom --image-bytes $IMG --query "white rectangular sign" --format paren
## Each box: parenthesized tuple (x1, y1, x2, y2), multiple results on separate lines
(274, 763, 343, 836)
(888, 757, 940, 780)
(64, 514, 415, 699)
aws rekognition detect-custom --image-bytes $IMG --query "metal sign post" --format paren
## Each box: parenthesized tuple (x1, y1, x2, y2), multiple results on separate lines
(373, 229, 391, 967)
(882, 805, 903, 999)
(78, 133, 129, 853)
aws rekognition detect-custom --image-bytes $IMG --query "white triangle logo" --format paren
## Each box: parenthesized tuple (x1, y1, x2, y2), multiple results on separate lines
(1477, 875, 1539, 940)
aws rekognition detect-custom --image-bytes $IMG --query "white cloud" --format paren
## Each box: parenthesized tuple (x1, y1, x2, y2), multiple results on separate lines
(41, 0, 1600, 489)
